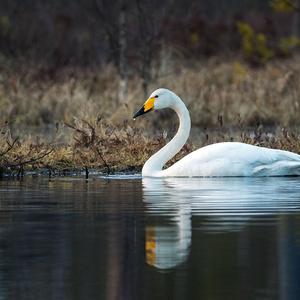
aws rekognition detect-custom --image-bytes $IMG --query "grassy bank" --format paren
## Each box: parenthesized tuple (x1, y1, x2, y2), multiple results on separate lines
(0, 119, 300, 177)
(1, 56, 300, 176)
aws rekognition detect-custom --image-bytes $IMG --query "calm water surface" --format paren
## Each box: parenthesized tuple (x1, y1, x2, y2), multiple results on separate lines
(0, 176, 300, 300)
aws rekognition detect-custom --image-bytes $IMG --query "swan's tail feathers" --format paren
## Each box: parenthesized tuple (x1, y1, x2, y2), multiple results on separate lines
(253, 161, 300, 176)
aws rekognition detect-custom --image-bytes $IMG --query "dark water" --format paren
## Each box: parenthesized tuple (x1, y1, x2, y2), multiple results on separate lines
(0, 177, 300, 300)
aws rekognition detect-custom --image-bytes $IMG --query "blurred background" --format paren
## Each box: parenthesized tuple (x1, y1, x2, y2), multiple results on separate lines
(1, 0, 300, 129)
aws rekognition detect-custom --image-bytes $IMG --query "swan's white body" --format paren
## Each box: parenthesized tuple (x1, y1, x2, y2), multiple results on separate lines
(134, 88, 300, 177)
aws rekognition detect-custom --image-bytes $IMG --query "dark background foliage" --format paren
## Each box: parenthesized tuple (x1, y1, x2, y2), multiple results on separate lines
(0, 0, 297, 68)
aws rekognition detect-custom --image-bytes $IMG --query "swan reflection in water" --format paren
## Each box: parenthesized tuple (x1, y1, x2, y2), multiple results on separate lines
(143, 178, 192, 270)
(142, 177, 300, 270)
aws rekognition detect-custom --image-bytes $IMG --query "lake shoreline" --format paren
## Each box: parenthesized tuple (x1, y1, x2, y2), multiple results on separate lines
(0, 166, 142, 179)
(1, 121, 300, 179)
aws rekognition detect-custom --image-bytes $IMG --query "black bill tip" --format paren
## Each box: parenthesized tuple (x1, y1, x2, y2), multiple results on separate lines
(133, 106, 152, 119)
(133, 106, 144, 119)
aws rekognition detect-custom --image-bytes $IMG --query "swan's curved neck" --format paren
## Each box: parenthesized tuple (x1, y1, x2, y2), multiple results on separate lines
(142, 96, 191, 176)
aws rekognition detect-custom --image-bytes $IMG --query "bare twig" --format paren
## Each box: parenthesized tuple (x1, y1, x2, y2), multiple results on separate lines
(95, 147, 111, 174)
(0, 137, 19, 157)
(8, 148, 54, 168)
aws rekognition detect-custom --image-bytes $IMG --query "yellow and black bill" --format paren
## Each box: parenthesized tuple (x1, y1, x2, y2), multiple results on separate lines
(133, 97, 155, 119)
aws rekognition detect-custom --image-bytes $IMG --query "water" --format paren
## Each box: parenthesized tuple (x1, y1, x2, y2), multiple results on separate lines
(0, 177, 300, 300)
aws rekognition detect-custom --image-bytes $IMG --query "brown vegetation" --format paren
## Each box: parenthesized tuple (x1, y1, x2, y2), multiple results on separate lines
(0, 116, 299, 177)
(1, 56, 300, 127)
(1, 56, 300, 176)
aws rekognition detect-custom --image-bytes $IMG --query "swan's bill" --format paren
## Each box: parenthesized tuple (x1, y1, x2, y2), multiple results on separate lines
(133, 97, 155, 119)
(144, 97, 155, 112)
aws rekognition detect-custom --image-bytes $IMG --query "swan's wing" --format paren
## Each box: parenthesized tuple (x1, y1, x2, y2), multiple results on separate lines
(165, 142, 300, 177)
(252, 161, 300, 176)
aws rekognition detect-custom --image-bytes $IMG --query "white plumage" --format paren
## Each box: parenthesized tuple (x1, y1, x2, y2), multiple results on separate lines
(133, 88, 300, 177)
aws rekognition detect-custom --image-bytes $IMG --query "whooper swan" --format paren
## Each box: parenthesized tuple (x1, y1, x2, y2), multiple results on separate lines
(133, 88, 300, 177)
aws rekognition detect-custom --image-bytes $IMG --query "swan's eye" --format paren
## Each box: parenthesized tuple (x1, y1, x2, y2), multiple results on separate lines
(154, 95, 158, 98)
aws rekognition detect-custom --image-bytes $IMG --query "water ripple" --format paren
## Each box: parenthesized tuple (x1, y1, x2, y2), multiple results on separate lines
(143, 177, 300, 232)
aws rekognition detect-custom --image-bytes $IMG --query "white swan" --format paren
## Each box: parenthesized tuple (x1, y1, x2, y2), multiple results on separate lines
(133, 88, 300, 177)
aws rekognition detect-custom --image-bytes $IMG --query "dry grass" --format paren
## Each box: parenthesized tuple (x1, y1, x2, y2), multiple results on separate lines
(157, 58, 300, 127)
(0, 56, 300, 175)
(1, 56, 300, 128)
(0, 119, 299, 177)
(0, 120, 168, 176)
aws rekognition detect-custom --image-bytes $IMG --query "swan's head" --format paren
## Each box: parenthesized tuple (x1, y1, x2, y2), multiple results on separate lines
(133, 88, 175, 119)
